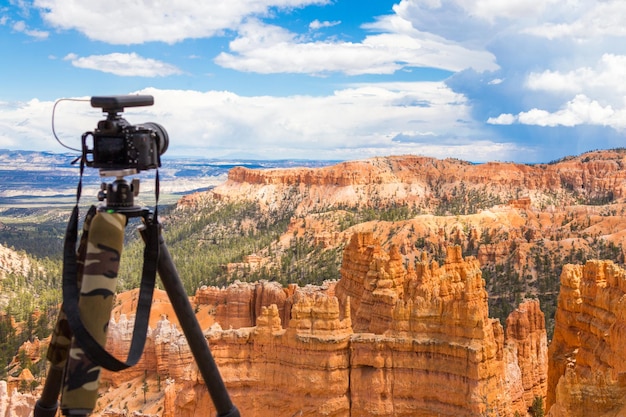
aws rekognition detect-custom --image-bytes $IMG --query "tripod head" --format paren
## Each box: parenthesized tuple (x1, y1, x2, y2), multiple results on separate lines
(97, 174, 144, 216)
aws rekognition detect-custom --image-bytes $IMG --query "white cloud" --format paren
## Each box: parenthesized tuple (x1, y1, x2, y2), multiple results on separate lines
(33, 0, 498, 75)
(527, 54, 626, 99)
(490, 95, 623, 129)
(11, 19, 48, 39)
(63, 53, 183, 77)
(487, 113, 515, 125)
(143, 83, 475, 151)
(393, 0, 626, 43)
(0, 85, 525, 162)
(309, 19, 340, 30)
(401, 140, 529, 162)
(11, 20, 24, 31)
(382, 0, 550, 46)
(519, 95, 616, 127)
(215, 19, 498, 75)
(456, 0, 559, 23)
(33, 0, 329, 45)
(523, 1, 626, 40)
(0, 98, 91, 151)
(488, 50, 626, 132)
(9, 0, 626, 164)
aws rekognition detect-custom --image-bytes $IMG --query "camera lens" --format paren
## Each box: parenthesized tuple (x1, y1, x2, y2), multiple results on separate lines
(139, 122, 169, 155)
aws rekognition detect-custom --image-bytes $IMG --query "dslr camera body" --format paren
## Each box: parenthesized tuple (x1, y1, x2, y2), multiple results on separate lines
(83, 95, 168, 174)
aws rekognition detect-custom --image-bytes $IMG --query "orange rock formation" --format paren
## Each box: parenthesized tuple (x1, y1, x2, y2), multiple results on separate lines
(210, 151, 626, 215)
(89, 233, 547, 416)
(547, 260, 626, 416)
(505, 300, 548, 411)
(339, 238, 508, 416)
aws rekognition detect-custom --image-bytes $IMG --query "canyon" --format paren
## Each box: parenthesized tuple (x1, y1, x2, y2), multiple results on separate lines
(5, 150, 626, 415)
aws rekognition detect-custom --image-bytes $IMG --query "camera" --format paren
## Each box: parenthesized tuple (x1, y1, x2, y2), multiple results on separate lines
(82, 95, 169, 174)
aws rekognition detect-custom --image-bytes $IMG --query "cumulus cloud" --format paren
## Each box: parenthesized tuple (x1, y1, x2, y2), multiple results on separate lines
(63, 53, 183, 77)
(457, 0, 558, 23)
(518, 95, 617, 127)
(309, 19, 340, 30)
(489, 53, 626, 130)
(526, 54, 626, 98)
(33, 0, 329, 44)
(7, 0, 626, 164)
(388, 0, 620, 45)
(378, 0, 548, 47)
(0, 98, 91, 151)
(0, 85, 524, 162)
(142, 84, 522, 161)
(143, 83, 474, 150)
(33, 0, 498, 75)
(523, 1, 626, 40)
(215, 19, 498, 75)
(487, 113, 515, 125)
(489, 95, 624, 129)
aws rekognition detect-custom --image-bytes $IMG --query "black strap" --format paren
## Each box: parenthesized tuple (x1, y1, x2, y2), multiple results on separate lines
(62, 157, 160, 372)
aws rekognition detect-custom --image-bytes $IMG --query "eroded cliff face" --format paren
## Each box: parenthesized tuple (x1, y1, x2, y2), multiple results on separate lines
(505, 300, 548, 412)
(192, 151, 626, 332)
(547, 260, 626, 417)
(207, 151, 626, 215)
(0, 381, 36, 417)
(14, 234, 626, 417)
(338, 237, 511, 416)
(0, 244, 33, 280)
(100, 285, 352, 417)
(82, 233, 546, 417)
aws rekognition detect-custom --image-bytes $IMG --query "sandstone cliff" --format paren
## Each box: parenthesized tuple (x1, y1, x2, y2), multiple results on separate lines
(208, 150, 626, 215)
(85, 234, 546, 417)
(547, 260, 626, 416)
(9, 224, 619, 417)
(0, 381, 36, 417)
(183, 150, 626, 342)
(0, 244, 33, 280)
(338, 237, 512, 416)
(505, 300, 548, 412)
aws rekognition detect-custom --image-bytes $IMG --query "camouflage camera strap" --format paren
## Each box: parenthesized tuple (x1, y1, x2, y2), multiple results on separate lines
(61, 156, 159, 372)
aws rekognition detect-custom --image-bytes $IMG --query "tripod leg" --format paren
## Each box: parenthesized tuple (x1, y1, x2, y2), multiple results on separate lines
(150, 233, 240, 417)
(34, 311, 71, 417)
(35, 206, 97, 417)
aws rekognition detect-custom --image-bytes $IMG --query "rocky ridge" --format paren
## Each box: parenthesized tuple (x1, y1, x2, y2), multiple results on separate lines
(191, 150, 626, 341)
(207, 151, 626, 214)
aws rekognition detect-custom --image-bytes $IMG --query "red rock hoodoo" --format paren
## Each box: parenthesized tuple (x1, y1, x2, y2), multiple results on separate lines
(547, 260, 626, 416)
(92, 233, 547, 416)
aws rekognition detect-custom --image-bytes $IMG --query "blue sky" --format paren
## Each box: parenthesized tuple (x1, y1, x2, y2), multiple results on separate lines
(2, 0, 626, 163)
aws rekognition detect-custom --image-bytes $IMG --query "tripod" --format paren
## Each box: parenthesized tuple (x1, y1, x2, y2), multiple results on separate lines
(34, 173, 240, 417)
